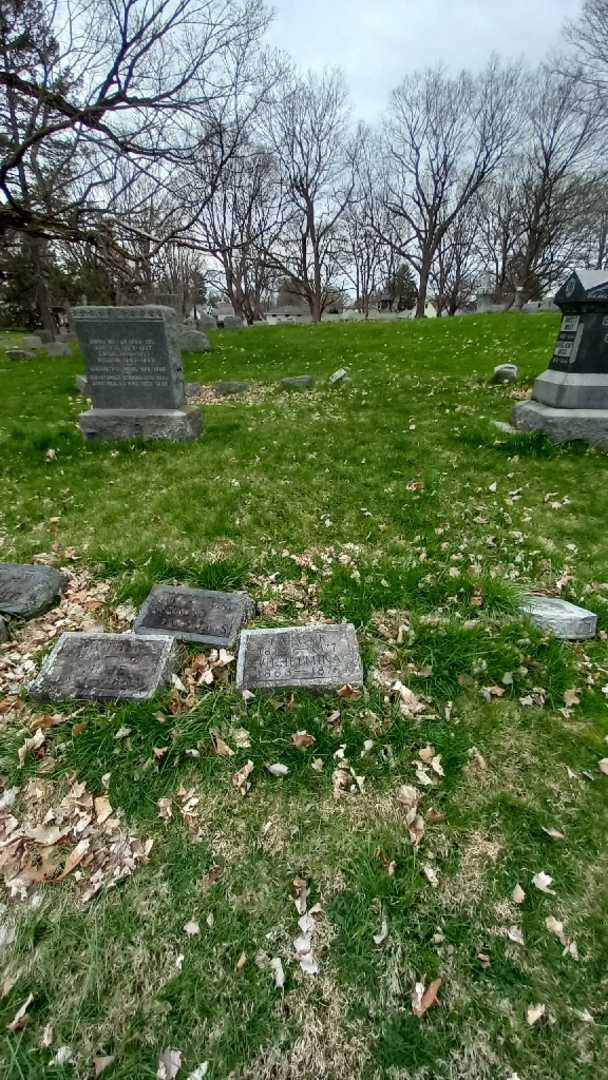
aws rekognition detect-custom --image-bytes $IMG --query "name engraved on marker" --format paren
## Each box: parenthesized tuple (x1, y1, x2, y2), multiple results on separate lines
(561, 315, 580, 333)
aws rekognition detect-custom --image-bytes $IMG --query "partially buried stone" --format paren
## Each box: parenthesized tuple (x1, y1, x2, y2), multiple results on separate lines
(222, 315, 243, 330)
(328, 368, 350, 385)
(134, 585, 254, 646)
(46, 342, 70, 357)
(280, 375, 315, 389)
(0, 563, 66, 618)
(215, 381, 251, 396)
(492, 363, 519, 383)
(179, 328, 211, 352)
(523, 594, 597, 640)
(29, 632, 178, 701)
(236, 623, 363, 692)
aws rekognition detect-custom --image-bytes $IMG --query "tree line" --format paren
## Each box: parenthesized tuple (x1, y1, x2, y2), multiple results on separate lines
(1, 0, 608, 333)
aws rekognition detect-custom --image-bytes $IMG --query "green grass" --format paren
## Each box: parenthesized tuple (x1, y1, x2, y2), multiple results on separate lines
(1, 315, 608, 1079)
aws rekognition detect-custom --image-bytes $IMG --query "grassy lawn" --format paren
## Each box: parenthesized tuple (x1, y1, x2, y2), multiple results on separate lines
(1, 314, 608, 1079)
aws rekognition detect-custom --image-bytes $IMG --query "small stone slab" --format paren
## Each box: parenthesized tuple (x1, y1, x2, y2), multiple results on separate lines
(329, 368, 349, 385)
(236, 623, 363, 692)
(0, 563, 66, 618)
(523, 595, 597, 640)
(22, 335, 43, 349)
(492, 363, 519, 384)
(134, 585, 254, 646)
(29, 632, 178, 701)
(222, 315, 243, 329)
(280, 376, 315, 389)
(215, 381, 251, 396)
(46, 342, 70, 357)
(7, 349, 35, 361)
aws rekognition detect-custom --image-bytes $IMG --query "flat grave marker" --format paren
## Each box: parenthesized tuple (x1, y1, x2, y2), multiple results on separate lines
(236, 623, 363, 692)
(0, 563, 66, 618)
(523, 595, 597, 640)
(134, 585, 254, 646)
(29, 632, 178, 701)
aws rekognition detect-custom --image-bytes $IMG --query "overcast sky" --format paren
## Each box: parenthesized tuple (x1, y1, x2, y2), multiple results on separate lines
(266, 0, 583, 119)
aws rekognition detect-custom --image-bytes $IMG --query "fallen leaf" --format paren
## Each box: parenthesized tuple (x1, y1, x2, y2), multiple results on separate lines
(184, 920, 200, 937)
(211, 731, 234, 758)
(423, 865, 439, 887)
(17, 729, 45, 766)
(411, 977, 442, 1018)
(94, 1058, 115, 1077)
(506, 926, 525, 946)
(564, 689, 580, 708)
(158, 797, 173, 821)
(157, 1047, 182, 1078)
(94, 796, 113, 824)
(291, 731, 316, 749)
(599, 758, 608, 775)
(337, 684, 361, 699)
(542, 826, 565, 841)
(52, 1047, 73, 1066)
(114, 726, 131, 740)
(57, 837, 90, 880)
(392, 680, 425, 716)
(527, 1002, 546, 1026)
(231, 727, 251, 749)
(266, 763, 289, 777)
(292, 877, 308, 915)
(187, 1066, 209, 1080)
(232, 760, 254, 795)
(418, 744, 435, 762)
(373, 918, 389, 945)
(430, 755, 444, 777)
(512, 883, 525, 905)
(532, 871, 554, 894)
(477, 953, 491, 968)
(6, 992, 34, 1032)
(270, 957, 285, 989)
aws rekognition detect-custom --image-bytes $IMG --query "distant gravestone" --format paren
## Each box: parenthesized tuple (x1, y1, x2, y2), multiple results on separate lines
(222, 315, 243, 330)
(46, 342, 70, 357)
(179, 328, 211, 353)
(492, 363, 519, 384)
(523, 595, 597, 640)
(7, 349, 34, 361)
(29, 632, 178, 701)
(215, 380, 251, 396)
(73, 305, 201, 442)
(134, 585, 254, 646)
(22, 335, 43, 349)
(0, 563, 66, 618)
(196, 313, 217, 330)
(281, 376, 315, 389)
(236, 623, 363, 692)
(513, 269, 608, 444)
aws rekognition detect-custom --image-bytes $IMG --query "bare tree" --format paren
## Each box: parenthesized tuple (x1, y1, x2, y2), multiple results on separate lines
(431, 209, 480, 316)
(264, 68, 356, 322)
(0, 0, 272, 246)
(380, 60, 520, 317)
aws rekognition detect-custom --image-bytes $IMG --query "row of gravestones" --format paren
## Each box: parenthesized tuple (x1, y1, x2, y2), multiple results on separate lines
(0, 562, 598, 703)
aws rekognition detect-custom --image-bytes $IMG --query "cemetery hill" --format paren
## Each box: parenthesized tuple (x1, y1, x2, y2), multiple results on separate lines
(3, 0, 608, 1076)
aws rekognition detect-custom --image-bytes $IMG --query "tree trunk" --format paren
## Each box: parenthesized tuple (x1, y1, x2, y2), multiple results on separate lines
(29, 240, 55, 338)
(309, 293, 322, 322)
(416, 256, 431, 318)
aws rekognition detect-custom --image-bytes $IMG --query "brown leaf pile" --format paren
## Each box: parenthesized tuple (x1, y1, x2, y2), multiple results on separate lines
(0, 777, 153, 904)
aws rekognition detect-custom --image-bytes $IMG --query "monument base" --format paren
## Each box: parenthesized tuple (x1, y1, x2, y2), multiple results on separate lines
(512, 400, 608, 446)
(532, 368, 608, 409)
(79, 407, 202, 442)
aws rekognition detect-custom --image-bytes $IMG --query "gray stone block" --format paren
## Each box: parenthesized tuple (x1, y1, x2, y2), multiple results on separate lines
(236, 623, 363, 692)
(222, 315, 243, 330)
(523, 595, 597, 640)
(179, 328, 211, 353)
(512, 400, 608, 446)
(532, 369, 608, 410)
(29, 632, 178, 701)
(134, 585, 254, 646)
(0, 563, 66, 618)
(46, 342, 70, 357)
(215, 380, 251, 396)
(7, 349, 35, 361)
(492, 363, 519, 384)
(78, 407, 202, 442)
(22, 335, 43, 348)
(75, 374, 88, 394)
(280, 376, 315, 389)
(196, 314, 217, 330)
(329, 368, 351, 385)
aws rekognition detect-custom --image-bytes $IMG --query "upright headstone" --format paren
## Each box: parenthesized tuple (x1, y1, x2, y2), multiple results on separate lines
(179, 327, 211, 353)
(46, 342, 70, 357)
(236, 624, 363, 692)
(513, 270, 608, 444)
(29, 632, 178, 701)
(73, 305, 202, 442)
